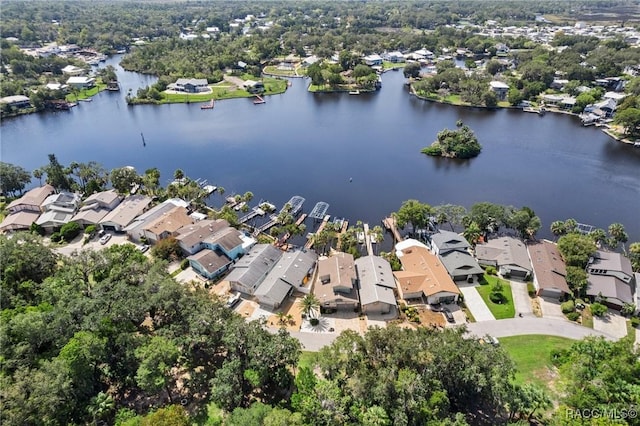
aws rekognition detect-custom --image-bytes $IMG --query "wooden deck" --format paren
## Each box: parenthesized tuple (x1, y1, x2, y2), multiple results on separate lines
(382, 216, 402, 243)
(305, 214, 331, 249)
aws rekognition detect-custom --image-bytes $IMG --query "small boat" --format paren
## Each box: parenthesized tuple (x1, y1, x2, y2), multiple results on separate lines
(349, 90, 360, 95)
(634, 142, 640, 148)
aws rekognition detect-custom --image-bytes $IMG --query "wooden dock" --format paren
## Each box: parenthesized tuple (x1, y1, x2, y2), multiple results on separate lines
(363, 223, 374, 256)
(253, 95, 265, 104)
(277, 214, 308, 247)
(382, 216, 402, 243)
(305, 214, 331, 249)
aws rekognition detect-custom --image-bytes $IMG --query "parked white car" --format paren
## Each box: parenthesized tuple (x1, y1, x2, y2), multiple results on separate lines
(99, 233, 112, 245)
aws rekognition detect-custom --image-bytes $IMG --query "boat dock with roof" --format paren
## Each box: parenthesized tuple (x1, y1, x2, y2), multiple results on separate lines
(281, 196, 305, 216)
(309, 201, 329, 220)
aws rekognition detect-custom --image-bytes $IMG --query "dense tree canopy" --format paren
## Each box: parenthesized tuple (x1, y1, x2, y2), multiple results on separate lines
(422, 122, 482, 159)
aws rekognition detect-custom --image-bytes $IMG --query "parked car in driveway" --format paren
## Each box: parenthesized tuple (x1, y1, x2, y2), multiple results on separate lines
(226, 292, 241, 309)
(99, 233, 112, 245)
(137, 244, 150, 253)
(442, 307, 455, 323)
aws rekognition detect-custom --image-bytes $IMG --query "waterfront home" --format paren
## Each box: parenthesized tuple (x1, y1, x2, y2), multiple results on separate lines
(475, 236, 533, 280)
(45, 83, 69, 92)
(313, 252, 359, 312)
(99, 195, 152, 233)
(6, 185, 55, 214)
(586, 250, 636, 310)
(383, 51, 406, 63)
(66, 76, 95, 89)
(355, 255, 398, 317)
(254, 249, 318, 310)
(188, 249, 233, 281)
(393, 239, 461, 304)
(61, 65, 84, 76)
(363, 54, 383, 66)
(603, 91, 627, 105)
(243, 80, 264, 94)
(0, 95, 32, 109)
(541, 94, 576, 110)
(226, 244, 282, 295)
(35, 191, 82, 232)
(428, 230, 483, 282)
(124, 198, 190, 242)
(167, 78, 209, 93)
(133, 206, 192, 244)
(527, 240, 570, 299)
(0, 185, 56, 232)
(176, 219, 254, 256)
(71, 190, 122, 227)
(302, 55, 320, 67)
(489, 81, 509, 100)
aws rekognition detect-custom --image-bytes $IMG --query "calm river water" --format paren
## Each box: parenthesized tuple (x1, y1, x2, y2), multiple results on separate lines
(1, 56, 639, 241)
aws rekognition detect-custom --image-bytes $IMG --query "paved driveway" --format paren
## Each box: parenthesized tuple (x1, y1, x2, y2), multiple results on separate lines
(460, 286, 495, 322)
(593, 310, 628, 339)
(510, 281, 533, 317)
(538, 297, 566, 319)
(465, 317, 617, 341)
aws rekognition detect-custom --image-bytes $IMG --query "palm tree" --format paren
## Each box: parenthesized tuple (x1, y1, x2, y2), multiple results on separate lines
(275, 311, 287, 327)
(173, 169, 184, 181)
(32, 167, 44, 186)
(608, 222, 628, 252)
(243, 191, 254, 203)
(87, 391, 115, 425)
(550, 220, 566, 239)
(217, 186, 225, 197)
(371, 225, 384, 255)
(463, 221, 483, 246)
(299, 294, 320, 319)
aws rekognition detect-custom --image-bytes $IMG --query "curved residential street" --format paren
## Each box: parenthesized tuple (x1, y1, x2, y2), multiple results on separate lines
(280, 316, 618, 352)
(464, 317, 617, 341)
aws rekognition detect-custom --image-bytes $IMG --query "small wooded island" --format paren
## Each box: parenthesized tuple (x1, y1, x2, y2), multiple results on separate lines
(422, 120, 482, 159)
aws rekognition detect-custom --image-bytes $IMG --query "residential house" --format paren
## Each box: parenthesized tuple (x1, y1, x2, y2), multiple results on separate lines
(0, 185, 56, 232)
(527, 240, 570, 299)
(383, 51, 405, 63)
(35, 192, 82, 231)
(141, 206, 192, 244)
(188, 249, 234, 280)
(243, 80, 264, 94)
(99, 195, 152, 232)
(586, 250, 636, 310)
(313, 252, 359, 312)
(177, 219, 245, 255)
(355, 255, 398, 317)
(363, 54, 383, 66)
(489, 81, 509, 100)
(5, 185, 55, 214)
(301, 55, 320, 67)
(71, 190, 122, 227)
(254, 249, 318, 310)
(226, 244, 283, 295)
(124, 198, 189, 242)
(167, 78, 209, 93)
(393, 239, 461, 304)
(475, 236, 533, 279)
(603, 91, 627, 105)
(66, 76, 95, 89)
(0, 95, 32, 109)
(61, 65, 84, 76)
(428, 230, 483, 281)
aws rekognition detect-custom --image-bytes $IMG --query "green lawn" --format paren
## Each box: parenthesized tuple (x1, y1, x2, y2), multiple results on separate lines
(161, 77, 288, 103)
(476, 275, 515, 319)
(382, 61, 405, 70)
(65, 83, 107, 101)
(501, 335, 574, 387)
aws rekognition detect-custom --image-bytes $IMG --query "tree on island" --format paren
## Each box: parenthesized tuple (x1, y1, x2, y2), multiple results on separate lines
(421, 121, 482, 159)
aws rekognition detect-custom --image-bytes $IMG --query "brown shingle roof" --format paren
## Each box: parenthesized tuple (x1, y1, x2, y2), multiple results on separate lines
(144, 206, 192, 236)
(394, 245, 460, 297)
(7, 185, 55, 210)
(313, 252, 358, 305)
(527, 240, 570, 294)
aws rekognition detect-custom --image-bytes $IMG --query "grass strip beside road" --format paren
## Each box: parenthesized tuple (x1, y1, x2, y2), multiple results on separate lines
(501, 334, 573, 387)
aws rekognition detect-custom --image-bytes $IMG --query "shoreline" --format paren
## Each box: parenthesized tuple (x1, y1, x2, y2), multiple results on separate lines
(409, 85, 638, 145)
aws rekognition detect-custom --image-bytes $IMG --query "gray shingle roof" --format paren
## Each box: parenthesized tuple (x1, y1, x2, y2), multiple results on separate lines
(188, 249, 232, 275)
(476, 236, 532, 273)
(439, 250, 484, 278)
(355, 256, 397, 307)
(226, 244, 282, 293)
(430, 230, 470, 252)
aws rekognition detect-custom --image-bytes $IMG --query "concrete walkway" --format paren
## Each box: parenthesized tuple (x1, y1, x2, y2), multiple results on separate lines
(460, 286, 495, 322)
(465, 317, 617, 341)
(509, 280, 534, 317)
